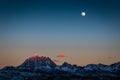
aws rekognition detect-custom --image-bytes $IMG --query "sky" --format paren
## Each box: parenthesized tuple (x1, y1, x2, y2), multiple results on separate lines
(0, 0, 120, 68)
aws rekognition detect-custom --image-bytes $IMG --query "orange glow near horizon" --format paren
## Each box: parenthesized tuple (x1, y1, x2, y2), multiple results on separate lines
(0, 47, 120, 69)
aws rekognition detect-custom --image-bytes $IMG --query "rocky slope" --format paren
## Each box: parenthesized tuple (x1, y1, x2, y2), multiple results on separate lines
(0, 55, 120, 80)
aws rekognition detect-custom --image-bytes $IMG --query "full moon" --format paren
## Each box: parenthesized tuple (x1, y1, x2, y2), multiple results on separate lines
(81, 12, 86, 16)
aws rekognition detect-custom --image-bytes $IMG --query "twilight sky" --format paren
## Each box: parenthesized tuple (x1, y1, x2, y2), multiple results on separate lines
(0, 0, 120, 68)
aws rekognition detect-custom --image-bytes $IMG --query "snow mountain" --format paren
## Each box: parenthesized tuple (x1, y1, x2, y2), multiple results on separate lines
(0, 55, 120, 80)
(84, 62, 120, 72)
(17, 55, 56, 71)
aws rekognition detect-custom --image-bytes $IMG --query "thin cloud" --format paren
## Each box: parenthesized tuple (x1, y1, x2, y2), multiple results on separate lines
(57, 53, 65, 58)
(108, 56, 114, 59)
(32, 49, 38, 53)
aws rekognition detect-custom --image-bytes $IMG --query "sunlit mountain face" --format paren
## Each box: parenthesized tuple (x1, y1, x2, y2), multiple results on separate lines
(0, 0, 120, 68)
(0, 55, 120, 80)
(17, 55, 56, 70)
(0, 0, 120, 79)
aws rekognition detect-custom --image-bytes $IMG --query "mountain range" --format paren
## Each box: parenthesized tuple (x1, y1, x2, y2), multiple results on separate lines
(0, 55, 120, 80)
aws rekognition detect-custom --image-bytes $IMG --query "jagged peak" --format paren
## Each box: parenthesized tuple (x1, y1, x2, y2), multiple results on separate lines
(29, 54, 42, 58)
(17, 54, 56, 69)
(62, 62, 71, 67)
(27, 54, 51, 60)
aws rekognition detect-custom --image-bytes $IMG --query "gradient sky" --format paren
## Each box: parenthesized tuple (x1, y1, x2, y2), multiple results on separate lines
(0, 0, 120, 68)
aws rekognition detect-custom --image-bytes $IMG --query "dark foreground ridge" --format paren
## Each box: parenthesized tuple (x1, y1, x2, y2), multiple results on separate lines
(0, 55, 120, 80)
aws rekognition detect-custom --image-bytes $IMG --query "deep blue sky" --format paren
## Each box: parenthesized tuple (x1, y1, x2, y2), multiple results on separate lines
(0, 0, 120, 67)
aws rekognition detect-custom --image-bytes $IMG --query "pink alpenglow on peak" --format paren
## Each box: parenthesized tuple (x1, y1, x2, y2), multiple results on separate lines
(32, 54, 41, 58)
(17, 55, 57, 70)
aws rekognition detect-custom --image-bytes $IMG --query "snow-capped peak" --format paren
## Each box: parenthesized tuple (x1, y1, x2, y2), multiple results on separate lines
(30, 54, 41, 58)
(17, 55, 56, 70)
